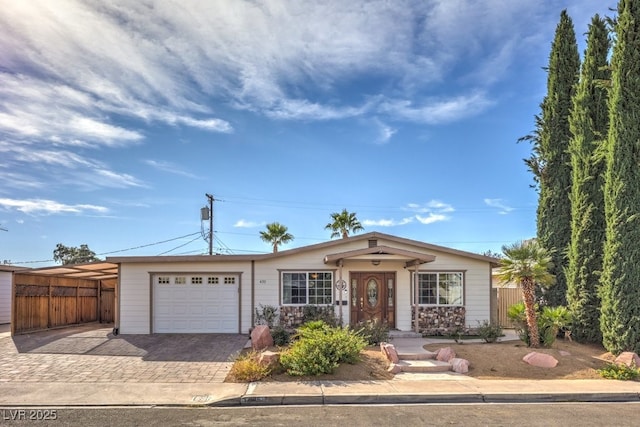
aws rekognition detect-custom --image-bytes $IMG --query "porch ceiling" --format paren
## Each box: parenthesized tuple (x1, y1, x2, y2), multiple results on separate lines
(18, 262, 118, 280)
(323, 245, 436, 268)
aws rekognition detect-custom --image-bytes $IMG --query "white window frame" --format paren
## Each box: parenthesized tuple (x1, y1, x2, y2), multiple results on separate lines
(281, 271, 333, 306)
(413, 272, 464, 306)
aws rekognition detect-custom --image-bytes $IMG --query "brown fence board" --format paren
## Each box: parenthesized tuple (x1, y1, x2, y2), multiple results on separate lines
(13, 273, 114, 334)
(496, 287, 522, 328)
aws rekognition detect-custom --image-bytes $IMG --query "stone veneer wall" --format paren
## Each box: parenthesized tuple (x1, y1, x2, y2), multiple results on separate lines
(411, 306, 466, 335)
(279, 306, 305, 328)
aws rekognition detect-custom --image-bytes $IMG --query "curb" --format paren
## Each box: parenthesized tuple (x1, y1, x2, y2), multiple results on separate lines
(209, 391, 640, 407)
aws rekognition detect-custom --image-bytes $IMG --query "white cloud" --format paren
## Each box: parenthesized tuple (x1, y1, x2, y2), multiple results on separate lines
(416, 213, 448, 224)
(0, 198, 108, 215)
(234, 219, 263, 228)
(362, 217, 414, 227)
(378, 92, 494, 124)
(144, 160, 200, 179)
(372, 118, 397, 144)
(404, 201, 455, 214)
(484, 198, 514, 214)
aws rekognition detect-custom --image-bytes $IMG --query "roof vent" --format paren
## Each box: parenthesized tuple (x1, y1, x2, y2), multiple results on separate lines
(368, 239, 378, 248)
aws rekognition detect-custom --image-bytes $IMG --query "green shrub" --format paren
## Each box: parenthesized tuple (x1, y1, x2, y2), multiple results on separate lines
(354, 319, 389, 345)
(302, 305, 338, 327)
(507, 302, 571, 347)
(597, 363, 640, 381)
(228, 350, 272, 382)
(254, 304, 279, 327)
(271, 325, 291, 347)
(448, 326, 465, 343)
(507, 301, 531, 345)
(280, 321, 366, 376)
(539, 306, 572, 347)
(477, 320, 502, 343)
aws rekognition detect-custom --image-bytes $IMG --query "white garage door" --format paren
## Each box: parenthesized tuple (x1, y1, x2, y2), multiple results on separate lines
(153, 273, 239, 333)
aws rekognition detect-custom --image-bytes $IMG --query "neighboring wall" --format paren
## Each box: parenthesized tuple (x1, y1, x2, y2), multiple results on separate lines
(0, 271, 11, 324)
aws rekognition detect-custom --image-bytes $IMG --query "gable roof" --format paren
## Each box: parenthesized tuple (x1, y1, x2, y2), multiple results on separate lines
(323, 245, 436, 267)
(107, 231, 499, 266)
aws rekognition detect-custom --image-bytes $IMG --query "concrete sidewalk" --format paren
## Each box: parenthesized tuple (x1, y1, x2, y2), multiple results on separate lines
(1, 324, 639, 408)
(0, 378, 639, 407)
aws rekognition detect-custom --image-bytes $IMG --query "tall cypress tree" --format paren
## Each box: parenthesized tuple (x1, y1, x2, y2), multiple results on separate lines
(601, 0, 640, 354)
(526, 10, 580, 306)
(566, 15, 610, 343)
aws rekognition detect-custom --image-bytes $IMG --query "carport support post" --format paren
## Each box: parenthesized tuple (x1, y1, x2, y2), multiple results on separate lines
(413, 264, 419, 334)
(338, 260, 343, 326)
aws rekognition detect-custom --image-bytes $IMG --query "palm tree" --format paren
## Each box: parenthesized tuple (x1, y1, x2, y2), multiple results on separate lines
(497, 240, 555, 348)
(325, 209, 364, 239)
(259, 222, 294, 253)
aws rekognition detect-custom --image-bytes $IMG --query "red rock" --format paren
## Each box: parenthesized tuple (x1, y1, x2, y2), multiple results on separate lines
(258, 350, 280, 367)
(436, 347, 456, 362)
(615, 352, 640, 368)
(251, 325, 274, 350)
(388, 363, 402, 374)
(450, 358, 469, 374)
(523, 352, 558, 368)
(380, 343, 399, 363)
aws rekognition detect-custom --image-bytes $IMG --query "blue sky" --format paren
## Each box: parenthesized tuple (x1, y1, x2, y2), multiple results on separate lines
(0, 1, 614, 266)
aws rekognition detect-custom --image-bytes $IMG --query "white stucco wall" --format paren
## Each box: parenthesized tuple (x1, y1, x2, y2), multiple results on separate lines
(0, 271, 11, 324)
(116, 234, 494, 334)
(118, 261, 252, 334)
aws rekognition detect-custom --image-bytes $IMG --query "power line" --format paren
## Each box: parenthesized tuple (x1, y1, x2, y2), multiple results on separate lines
(12, 231, 203, 264)
(157, 235, 203, 256)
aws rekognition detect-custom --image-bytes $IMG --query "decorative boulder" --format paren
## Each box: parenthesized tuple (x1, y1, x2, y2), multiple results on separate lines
(258, 350, 280, 368)
(380, 342, 399, 363)
(387, 363, 402, 374)
(450, 358, 470, 374)
(251, 325, 274, 350)
(614, 352, 640, 368)
(523, 352, 558, 368)
(436, 347, 456, 363)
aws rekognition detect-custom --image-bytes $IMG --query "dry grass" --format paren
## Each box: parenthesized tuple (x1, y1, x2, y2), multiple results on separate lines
(424, 339, 613, 380)
(225, 339, 625, 383)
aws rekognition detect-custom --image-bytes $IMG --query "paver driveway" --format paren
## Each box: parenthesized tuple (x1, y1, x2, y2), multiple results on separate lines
(0, 325, 248, 383)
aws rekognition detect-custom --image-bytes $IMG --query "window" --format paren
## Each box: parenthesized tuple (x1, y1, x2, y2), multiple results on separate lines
(224, 276, 236, 284)
(174, 276, 186, 285)
(207, 277, 219, 285)
(282, 271, 333, 305)
(415, 272, 463, 305)
(157, 276, 170, 284)
(191, 276, 203, 284)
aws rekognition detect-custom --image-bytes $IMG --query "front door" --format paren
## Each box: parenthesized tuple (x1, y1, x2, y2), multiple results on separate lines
(350, 272, 395, 327)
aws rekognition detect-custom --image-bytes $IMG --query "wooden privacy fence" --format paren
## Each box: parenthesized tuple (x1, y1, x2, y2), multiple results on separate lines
(493, 286, 523, 328)
(13, 273, 116, 334)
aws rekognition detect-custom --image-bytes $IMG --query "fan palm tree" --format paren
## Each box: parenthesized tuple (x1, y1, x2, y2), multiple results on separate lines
(325, 209, 364, 239)
(497, 240, 555, 348)
(259, 222, 294, 253)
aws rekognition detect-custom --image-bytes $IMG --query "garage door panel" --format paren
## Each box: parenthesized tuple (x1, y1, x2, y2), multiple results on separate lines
(153, 274, 239, 333)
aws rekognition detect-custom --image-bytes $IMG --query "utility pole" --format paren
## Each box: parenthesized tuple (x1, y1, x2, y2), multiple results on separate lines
(205, 194, 214, 255)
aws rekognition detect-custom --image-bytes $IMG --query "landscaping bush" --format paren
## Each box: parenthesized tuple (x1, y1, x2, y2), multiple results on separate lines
(254, 304, 279, 327)
(507, 302, 571, 347)
(302, 305, 339, 327)
(228, 350, 272, 382)
(538, 306, 572, 347)
(280, 321, 366, 376)
(597, 363, 640, 381)
(354, 319, 389, 345)
(476, 320, 502, 343)
(270, 325, 291, 347)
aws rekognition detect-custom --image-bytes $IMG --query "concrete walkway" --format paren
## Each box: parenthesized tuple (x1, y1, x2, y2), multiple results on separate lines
(1, 325, 639, 407)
